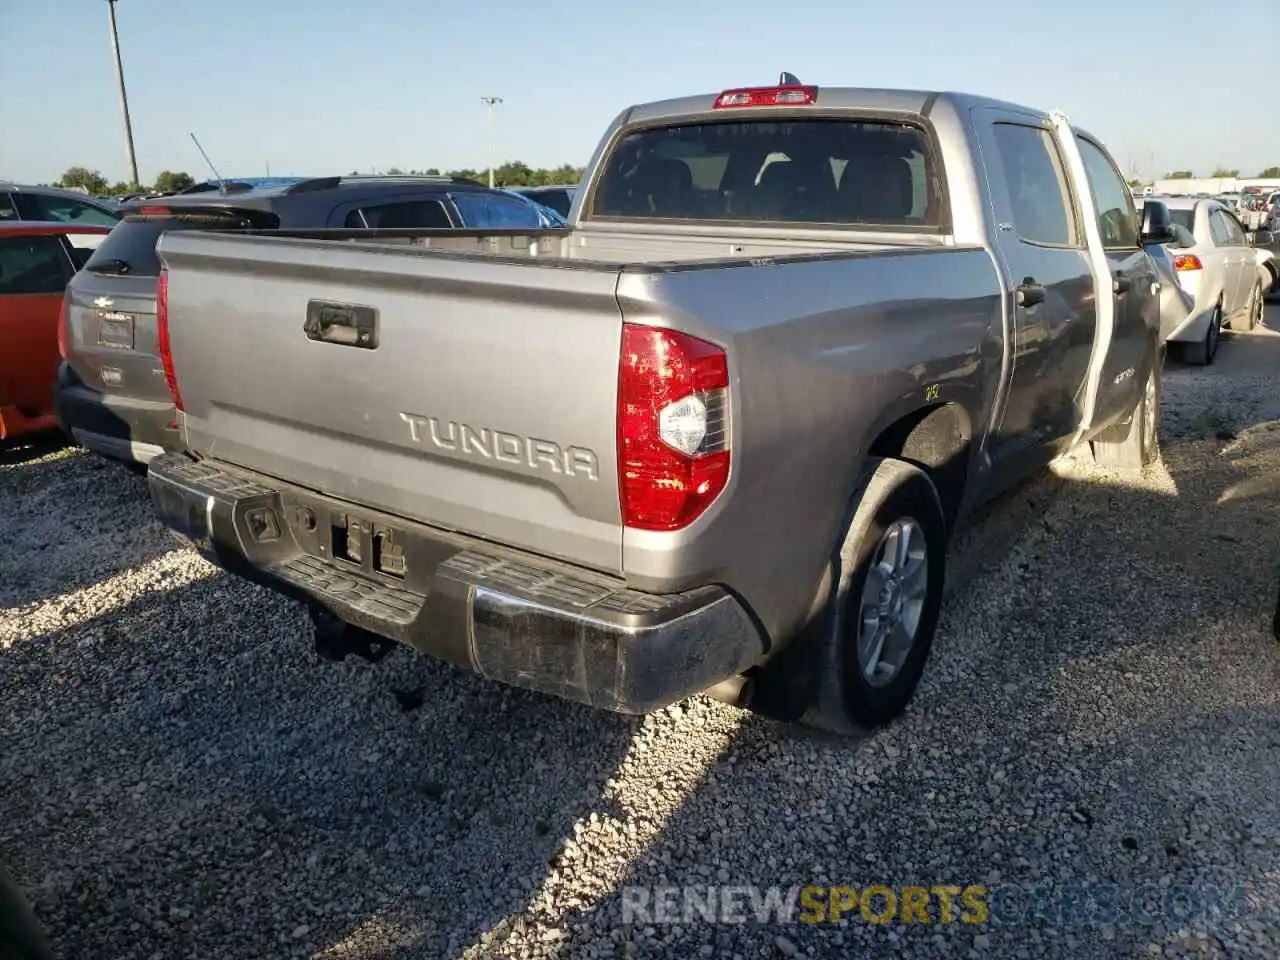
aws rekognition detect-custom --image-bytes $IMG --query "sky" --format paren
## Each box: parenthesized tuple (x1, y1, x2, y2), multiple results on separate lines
(0, 0, 1274, 186)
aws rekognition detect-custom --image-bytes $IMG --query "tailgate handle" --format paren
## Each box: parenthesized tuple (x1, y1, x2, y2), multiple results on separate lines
(304, 300, 379, 349)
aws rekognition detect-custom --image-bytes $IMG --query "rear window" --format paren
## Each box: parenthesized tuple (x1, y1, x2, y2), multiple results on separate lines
(1168, 209, 1195, 231)
(83, 207, 280, 277)
(589, 118, 942, 228)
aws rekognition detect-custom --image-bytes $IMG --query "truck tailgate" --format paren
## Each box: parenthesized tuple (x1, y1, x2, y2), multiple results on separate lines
(157, 232, 626, 575)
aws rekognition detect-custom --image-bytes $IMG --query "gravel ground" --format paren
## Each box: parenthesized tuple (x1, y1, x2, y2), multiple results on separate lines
(3, 314, 1279, 960)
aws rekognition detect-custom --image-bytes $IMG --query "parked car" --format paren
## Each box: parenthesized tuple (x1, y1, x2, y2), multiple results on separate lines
(1134, 208, 1196, 344)
(0, 183, 121, 229)
(506, 184, 577, 217)
(1249, 226, 1280, 300)
(1156, 197, 1269, 363)
(145, 81, 1169, 732)
(55, 175, 559, 468)
(0, 221, 112, 441)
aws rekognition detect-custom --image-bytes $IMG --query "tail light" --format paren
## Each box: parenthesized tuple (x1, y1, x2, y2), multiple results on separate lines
(617, 324, 731, 531)
(57, 295, 69, 360)
(155, 269, 184, 411)
(1173, 254, 1203, 272)
(713, 85, 817, 109)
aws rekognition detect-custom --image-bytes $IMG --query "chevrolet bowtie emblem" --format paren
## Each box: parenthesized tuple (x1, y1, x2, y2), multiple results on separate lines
(93, 296, 114, 308)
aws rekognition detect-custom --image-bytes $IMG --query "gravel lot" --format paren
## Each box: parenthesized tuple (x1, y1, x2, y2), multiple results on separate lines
(3, 313, 1279, 960)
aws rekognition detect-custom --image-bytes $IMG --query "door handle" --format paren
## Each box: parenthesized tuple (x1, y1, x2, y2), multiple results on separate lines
(1113, 273, 1131, 294)
(304, 299, 379, 349)
(1015, 277, 1045, 307)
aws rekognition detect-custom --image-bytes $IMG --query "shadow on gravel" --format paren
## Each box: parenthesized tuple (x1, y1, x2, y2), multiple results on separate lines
(4, 348, 1280, 960)
(0, 431, 69, 468)
(0, 450, 175, 611)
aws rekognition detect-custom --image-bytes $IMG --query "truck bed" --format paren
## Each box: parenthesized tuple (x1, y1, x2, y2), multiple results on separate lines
(157, 228, 996, 602)
(253, 223, 949, 266)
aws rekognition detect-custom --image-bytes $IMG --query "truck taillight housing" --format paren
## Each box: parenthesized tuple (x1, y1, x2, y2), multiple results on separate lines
(617, 323, 731, 531)
(57, 295, 69, 360)
(1173, 254, 1203, 272)
(155, 269, 184, 412)
(713, 85, 817, 108)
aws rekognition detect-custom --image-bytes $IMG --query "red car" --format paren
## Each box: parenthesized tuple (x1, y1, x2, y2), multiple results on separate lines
(0, 221, 111, 440)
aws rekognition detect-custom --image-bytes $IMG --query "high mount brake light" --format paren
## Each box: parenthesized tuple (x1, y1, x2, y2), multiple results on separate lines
(1173, 254, 1203, 271)
(713, 85, 818, 109)
(156, 269, 184, 412)
(617, 324, 731, 531)
(140, 205, 172, 216)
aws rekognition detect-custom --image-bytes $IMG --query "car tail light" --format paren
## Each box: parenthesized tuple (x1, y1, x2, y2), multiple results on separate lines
(713, 85, 817, 109)
(617, 323, 731, 531)
(155, 269, 184, 411)
(1173, 254, 1203, 272)
(57, 295, 69, 360)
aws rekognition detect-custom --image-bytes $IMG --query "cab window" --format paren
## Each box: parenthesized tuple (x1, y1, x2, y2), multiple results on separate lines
(16, 193, 120, 228)
(1074, 136, 1139, 248)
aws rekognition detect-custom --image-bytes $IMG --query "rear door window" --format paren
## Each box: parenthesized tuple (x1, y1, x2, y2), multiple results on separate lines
(452, 193, 544, 228)
(0, 194, 18, 222)
(83, 207, 280, 277)
(589, 117, 943, 228)
(990, 123, 1077, 246)
(0, 235, 73, 295)
(1208, 211, 1232, 246)
(341, 199, 453, 228)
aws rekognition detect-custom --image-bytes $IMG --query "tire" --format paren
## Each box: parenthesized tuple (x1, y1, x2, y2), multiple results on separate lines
(1091, 357, 1161, 469)
(802, 458, 948, 733)
(1179, 304, 1220, 366)
(0, 863, 53, 960)
(1232, 279, 1262, 332)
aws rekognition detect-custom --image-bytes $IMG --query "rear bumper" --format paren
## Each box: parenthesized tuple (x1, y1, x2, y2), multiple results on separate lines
(147, 452, 765, 714)
(53, 363, 176, 464)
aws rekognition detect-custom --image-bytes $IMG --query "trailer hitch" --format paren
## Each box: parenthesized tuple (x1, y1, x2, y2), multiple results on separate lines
(308, 605, 395, 664)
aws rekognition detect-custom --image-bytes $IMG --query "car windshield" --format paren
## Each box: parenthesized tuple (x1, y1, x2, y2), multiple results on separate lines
(84, 206, 280, 276)
(590, 117, 942, 227)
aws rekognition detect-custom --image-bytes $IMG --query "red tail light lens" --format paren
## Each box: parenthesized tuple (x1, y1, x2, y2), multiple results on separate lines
(156, 269, 184, 411)
(618, 323, 731, 531)
(1173, 254, 1203, 272)
(57, 295, 69, 360)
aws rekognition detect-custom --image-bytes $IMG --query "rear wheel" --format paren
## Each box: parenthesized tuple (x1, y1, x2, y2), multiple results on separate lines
(1091, 358, 1161, 469)
(1233, 278, 1263, 332)
(803, 458, 948, 733)
(1180, 304, 1220, 366)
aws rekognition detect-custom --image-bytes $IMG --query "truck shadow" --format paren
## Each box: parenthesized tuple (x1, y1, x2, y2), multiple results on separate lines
(0, 430, 70, 468)
(2, 348, 1279, 958)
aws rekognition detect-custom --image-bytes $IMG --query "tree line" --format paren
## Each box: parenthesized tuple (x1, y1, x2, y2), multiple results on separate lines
(51, 162, 583, 196)
(1161, 167, 1280, 179)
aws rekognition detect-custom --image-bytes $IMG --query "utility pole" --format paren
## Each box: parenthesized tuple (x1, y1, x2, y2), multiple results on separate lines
(480, 96, 503, 188)
(106, 0, 141, 190)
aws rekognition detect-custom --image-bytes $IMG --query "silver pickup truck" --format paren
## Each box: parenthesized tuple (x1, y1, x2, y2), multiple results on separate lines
(146, 80, 1175, 732)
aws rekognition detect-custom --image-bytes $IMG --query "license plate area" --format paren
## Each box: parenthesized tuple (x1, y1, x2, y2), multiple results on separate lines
(278, 493, 464, 594)
(97, 312, 135, 349)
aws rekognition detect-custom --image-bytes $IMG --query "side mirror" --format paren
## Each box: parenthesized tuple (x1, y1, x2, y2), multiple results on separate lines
(1139, 199, 1176, 246)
